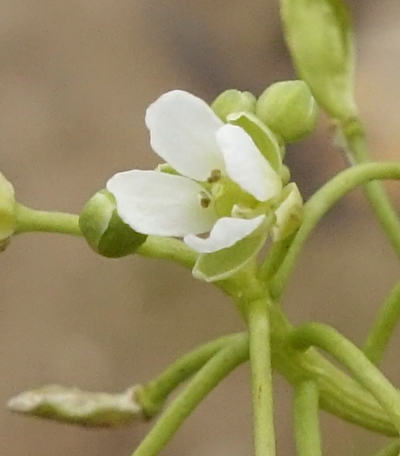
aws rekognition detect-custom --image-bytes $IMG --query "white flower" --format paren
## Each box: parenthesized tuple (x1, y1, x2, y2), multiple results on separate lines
(107, 90, 283, 254)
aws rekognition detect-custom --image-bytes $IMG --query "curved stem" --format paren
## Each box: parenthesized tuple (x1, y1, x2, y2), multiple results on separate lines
(137, 333, 243, 416)
(131, 335, 248, 456)
(293, 380, 321, 456)
(363, 282, 400, 365)
(341, 120, 400, 259)
(218, 280, 398, 436)
(270, 162, 400, 299)
(373, 441, 400, 456)
(247, 298, 276, 456)
(15, 204, 81, 236)
(290, 322, 400, 433)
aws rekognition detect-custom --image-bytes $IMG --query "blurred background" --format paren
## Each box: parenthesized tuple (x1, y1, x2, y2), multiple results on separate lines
(1, 0, 400, 454)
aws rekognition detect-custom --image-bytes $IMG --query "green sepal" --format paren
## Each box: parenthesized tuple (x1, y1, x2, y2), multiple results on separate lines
(0, 172, 16, 250)
(227, 112, 282, 172)
(211, 89, 256, 121)
(79, 190, 147, 258)
(193, 216, 272, 282)
(280, 0, 356, 121)
(272, 183, 303, 241)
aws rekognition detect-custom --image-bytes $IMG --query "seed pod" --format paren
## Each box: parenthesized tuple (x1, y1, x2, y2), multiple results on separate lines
(256, 80, 318, 143)
(280, 0, 357, 121)
(79, 189, 147, 258)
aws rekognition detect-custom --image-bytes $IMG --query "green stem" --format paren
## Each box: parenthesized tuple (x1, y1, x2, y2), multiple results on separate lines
(137, 236, 197, 269)
(290, 322, 400, 433)
(373, 441, 400, 456)
(341, 120, 400, 259)
(13, 204, 198, 269)
(15, 204, 81, 236)
(293, 380, 321, 456)
(270, 162, 400, 299)
(137, 333, 243, 416)
(258, 234, 295, 281)
(131, 335, 248, 456)
(219, 280, 397, 436)
(247, 298, 276, 456)
(363, 282, 400, 365)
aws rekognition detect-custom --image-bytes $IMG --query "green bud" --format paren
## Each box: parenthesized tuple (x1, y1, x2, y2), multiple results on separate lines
(79, 190, 146, 258)
(280, 0, 357, 121)
(0, 172, 16, 251)
(211, 89, 256, 121)
(256, 80, 318, 143)
(7, 384, 144, 427)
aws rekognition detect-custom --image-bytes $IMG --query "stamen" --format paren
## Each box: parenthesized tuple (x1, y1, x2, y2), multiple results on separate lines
(207, 169, 221, 183)
(199, 191, 211, 208)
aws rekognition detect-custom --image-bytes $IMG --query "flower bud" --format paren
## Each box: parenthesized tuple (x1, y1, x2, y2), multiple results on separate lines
(7, 384, 144, 427)
(280, 0, 357, 121)
(212, 89, 256, 121)
(256, 80, 318, 143)
(0, 172, 16, 251)
(79, 190, 147, 258)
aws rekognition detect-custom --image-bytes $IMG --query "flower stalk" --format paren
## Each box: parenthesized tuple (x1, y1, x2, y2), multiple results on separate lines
(247, 297, 276, 456)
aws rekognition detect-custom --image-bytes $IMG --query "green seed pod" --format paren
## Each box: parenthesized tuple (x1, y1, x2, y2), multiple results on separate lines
(280, 0, 357, 121)
(79, 190, 146, 258)
(0, 171, 16, 251)
(256, 80, 318, 143)
(211, 89, 256, 121)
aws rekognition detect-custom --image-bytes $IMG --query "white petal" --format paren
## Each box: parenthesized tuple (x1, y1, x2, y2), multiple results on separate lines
(184, 215, 265, 253)
(145, 90, 225, 181)
(216, 124, 282, 201)
(107, 170, 217, 237)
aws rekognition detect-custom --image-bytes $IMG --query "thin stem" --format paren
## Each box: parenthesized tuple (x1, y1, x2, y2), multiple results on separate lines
(293, 380, 321, 456)
(219, 281, 397, 436)
(258, 234, 295, 281)
(363, 282, 400, 365)
(247, 297, 276, 456)
(15, 204, 81, 236)
(341, 120, 400, 259)
(131, 335, 248, 456)
(137, 236, 197, 269)
(137, 333, 243, 416)
(270, 161, 400, 299)
(290, 323, 400, 433)
(373, 441, 400, 456)
(13, 204, 197, 269)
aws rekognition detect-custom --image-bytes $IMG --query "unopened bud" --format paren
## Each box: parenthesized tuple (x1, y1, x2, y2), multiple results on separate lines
(79, 190, 146, 258)
(212, 89, 256, 121)
(256, 81, 318, 143)
(7, 384, 144, 427)
(0, 172, 16, 251)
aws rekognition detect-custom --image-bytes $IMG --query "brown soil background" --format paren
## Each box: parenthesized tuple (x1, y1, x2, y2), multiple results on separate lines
(1, 1, 400, 454)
